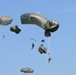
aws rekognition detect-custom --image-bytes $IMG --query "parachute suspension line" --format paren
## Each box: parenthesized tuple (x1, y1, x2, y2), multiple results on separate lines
(2, 31, 5, 39)
(30, 38, 36, 49)
(47, 37, 52, 63)
(47, 37, 51, 58)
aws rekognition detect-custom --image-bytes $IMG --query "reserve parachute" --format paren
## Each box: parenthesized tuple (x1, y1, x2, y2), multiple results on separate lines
(10, 25, 21, 34)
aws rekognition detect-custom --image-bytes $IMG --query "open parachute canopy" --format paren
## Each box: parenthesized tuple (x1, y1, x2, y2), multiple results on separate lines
(20, 68, 34, 73)
(0, 16, 13, 25)
(20, 12, 59, 37)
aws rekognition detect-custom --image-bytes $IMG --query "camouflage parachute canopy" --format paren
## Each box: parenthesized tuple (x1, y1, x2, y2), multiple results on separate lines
(20, 68, 34, 73)
(20, 12, 59, 37)
(0, 16, 13, 25)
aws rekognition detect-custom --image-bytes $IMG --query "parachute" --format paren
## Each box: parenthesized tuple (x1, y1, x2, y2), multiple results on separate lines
(10, 25, 21, 34)
(0, 16, 12, 25)
(30, 38, 36, 49)
(48, 57, 51, 63)
(20, 12, 59, 37)
(20, 68, 34, 73)
(38, 44, 47, 54)
(41, 39, 45, 43)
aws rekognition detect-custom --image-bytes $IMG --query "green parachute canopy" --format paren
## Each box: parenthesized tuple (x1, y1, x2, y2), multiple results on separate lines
(0, 16, 12, 25)
(20, 68, 34, 73)
(20, 12, 59, 37)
